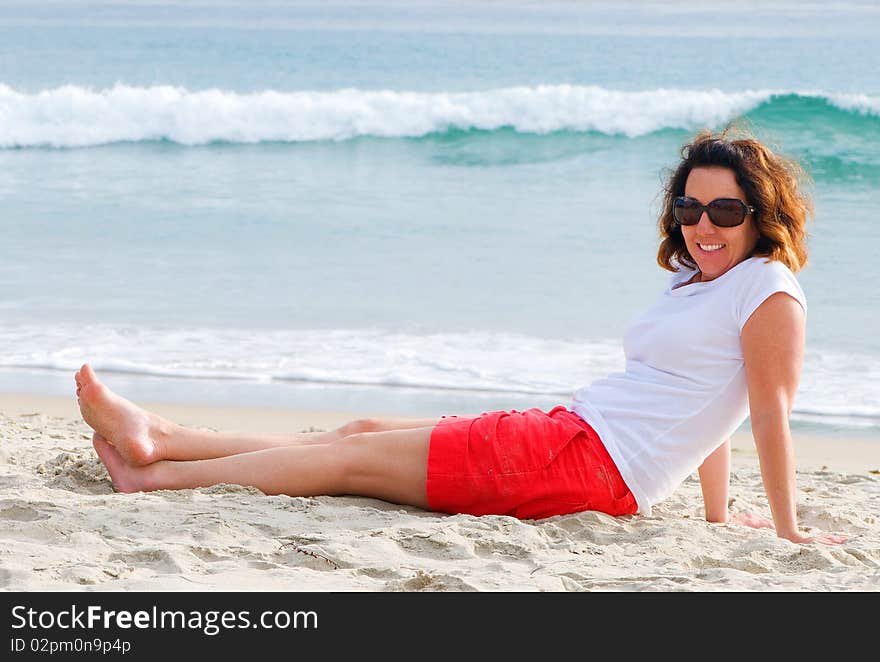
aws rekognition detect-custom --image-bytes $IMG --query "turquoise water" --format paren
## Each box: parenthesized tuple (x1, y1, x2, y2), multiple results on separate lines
(1, 1, 879, 436)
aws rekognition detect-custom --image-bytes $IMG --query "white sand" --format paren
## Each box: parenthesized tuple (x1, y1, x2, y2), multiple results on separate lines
(1, 394, 878, 591)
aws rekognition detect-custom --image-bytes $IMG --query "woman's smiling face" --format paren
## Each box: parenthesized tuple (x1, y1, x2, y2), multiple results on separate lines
(681, 166, 761, 282)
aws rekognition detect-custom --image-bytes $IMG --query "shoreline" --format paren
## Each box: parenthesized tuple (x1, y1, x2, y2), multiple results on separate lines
(2, 392, 877, 475)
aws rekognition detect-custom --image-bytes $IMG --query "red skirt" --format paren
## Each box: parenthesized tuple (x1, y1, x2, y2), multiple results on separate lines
(426, 405, 637, 520)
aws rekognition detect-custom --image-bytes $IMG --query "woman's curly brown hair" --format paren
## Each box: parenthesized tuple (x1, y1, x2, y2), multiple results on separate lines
(657, 127, 813, 273)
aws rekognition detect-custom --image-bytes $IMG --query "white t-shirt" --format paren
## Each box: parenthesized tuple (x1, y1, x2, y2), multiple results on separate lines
(571, 256, 807, 515)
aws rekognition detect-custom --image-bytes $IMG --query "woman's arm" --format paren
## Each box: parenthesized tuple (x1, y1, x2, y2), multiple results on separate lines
(700, 438, 777, 530)
(698, 438, 730, 523)
(741, 292, 845, 545)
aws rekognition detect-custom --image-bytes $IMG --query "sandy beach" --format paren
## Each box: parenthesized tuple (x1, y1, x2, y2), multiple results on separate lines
(4, 1, 880, 597)
(1, 393, 878, 592)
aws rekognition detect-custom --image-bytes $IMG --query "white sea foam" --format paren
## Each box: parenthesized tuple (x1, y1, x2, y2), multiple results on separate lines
(0, 323, 877, 428)
(826, 92, 880, 117)
(3, 84, 876, 148)
(0, 324, 623, 396)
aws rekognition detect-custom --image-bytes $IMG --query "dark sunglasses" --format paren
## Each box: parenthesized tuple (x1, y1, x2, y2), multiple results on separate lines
(672, 196, 755, 228)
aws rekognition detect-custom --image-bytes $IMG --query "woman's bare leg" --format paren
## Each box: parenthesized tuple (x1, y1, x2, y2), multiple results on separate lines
(75, 364, 441, 464)
(91, 423, 433, 509)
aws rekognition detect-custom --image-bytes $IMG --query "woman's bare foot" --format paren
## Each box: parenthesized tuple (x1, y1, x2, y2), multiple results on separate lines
(92, 433, 152, 493)
(75, 364, 170, 466)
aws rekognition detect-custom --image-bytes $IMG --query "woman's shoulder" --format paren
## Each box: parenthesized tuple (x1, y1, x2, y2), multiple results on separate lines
(738, 256, 804, 292)
(733, 256, 807, 330)
(741, 255, 798, 275)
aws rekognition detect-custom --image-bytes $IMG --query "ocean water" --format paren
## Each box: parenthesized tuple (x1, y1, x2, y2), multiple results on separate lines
(2, 1, 879, 437)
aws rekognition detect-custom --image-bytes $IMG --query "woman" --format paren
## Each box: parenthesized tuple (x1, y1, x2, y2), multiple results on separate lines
(75, 128, 846, 546)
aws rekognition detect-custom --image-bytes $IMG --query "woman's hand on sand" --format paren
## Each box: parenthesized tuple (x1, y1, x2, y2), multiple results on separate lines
(778, 531, 849, 546)
(730, 512, 848, 545)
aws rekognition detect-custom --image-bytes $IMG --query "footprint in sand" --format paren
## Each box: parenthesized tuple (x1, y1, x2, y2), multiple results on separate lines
(0, 503, 50, 522)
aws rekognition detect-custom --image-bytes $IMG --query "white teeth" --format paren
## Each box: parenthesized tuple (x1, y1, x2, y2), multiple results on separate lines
(698, 243, 724, 251)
